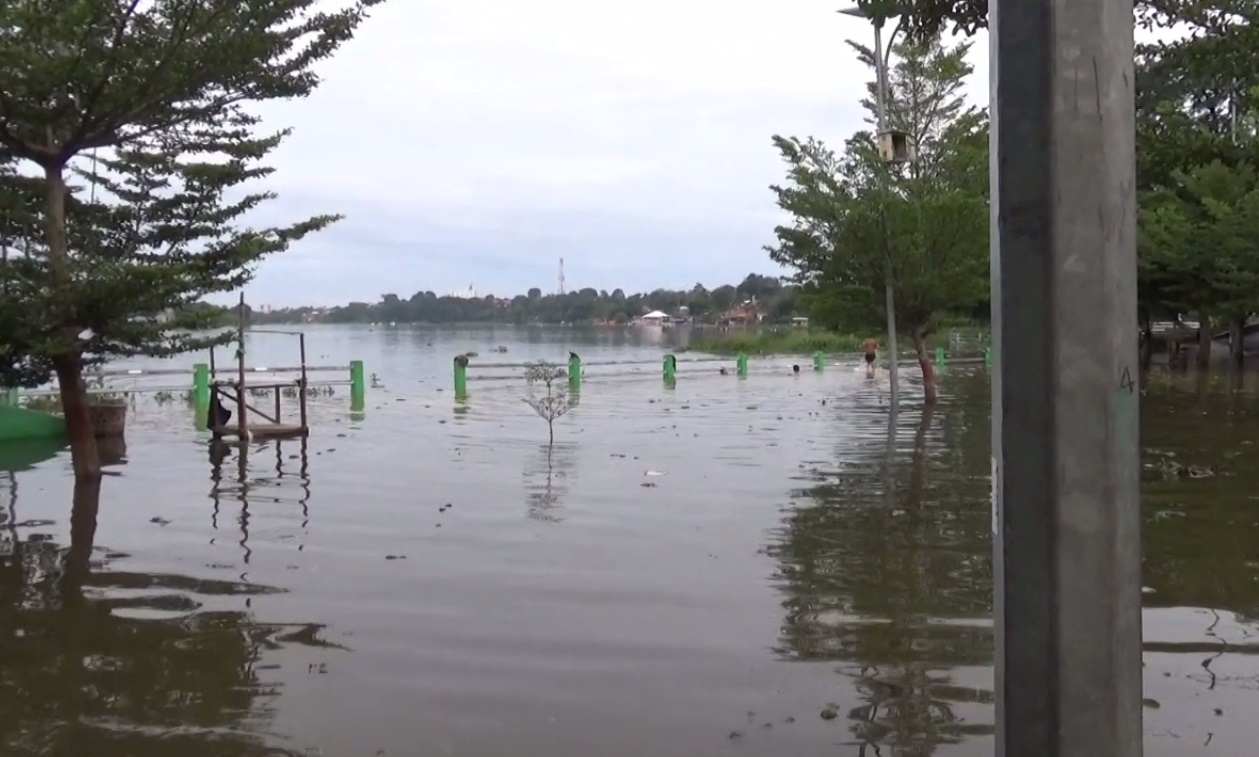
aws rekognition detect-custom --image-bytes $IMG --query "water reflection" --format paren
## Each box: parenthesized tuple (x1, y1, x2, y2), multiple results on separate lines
(772, 366, 1259, 753)
(523, 442, 577, 522)
(0, 475, 338, 756)
(1, 472, 14, 567)
(770, 378, 994, 754)
(99, 436, 127, 467)
(208, 439, 312, 564)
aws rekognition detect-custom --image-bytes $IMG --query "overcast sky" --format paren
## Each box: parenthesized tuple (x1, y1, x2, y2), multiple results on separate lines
(241, 0, 990, 307)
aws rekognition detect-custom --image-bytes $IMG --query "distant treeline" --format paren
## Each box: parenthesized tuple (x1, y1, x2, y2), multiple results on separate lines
(249, 273, 797, 326)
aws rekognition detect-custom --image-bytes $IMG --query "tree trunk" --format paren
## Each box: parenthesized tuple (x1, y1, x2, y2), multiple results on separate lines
(912, 327, 938, 405)
(55, 353, 101, 479)
(41, 160, 99, 477)
(1229, 317, 1245, 366)
(1196, 313, 1212, 369)
(62, 474, 102, 606)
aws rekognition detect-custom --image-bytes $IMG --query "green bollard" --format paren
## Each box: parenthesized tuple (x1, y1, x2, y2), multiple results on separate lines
(935, 346, 947, 367)
(568, 353, 582, 392)
(193, 363, 210, 429)
(2, 386, 17, 406)
(453, 355, 469, 400)
(813, 351, 825, 371)
(984, 346, 993, 366)
(350, 360, 366, 411)
(663, 354, 676, 382)
(736, 352, 748, 377)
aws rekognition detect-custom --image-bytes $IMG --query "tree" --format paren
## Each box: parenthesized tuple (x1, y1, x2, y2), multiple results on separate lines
(1134, 2, 1259, 365)
(1141, 161, 1259, 366)
(247, 275, 807, 326)
(0, 0, 383, 478)
(522, 361, 571, 448)
(766, 35, 989, 403)
(887, 0, 1259, 369)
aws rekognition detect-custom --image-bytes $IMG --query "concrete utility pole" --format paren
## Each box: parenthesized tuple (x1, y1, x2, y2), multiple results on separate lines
(839, 6, 901, 410)
(990, 0, 1143, 753)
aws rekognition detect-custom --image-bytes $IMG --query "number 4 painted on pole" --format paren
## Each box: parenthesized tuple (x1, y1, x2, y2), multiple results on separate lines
(1118, 366, 1135, 394)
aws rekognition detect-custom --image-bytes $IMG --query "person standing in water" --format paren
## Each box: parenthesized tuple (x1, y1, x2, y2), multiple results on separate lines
(863, 337, 879, 378)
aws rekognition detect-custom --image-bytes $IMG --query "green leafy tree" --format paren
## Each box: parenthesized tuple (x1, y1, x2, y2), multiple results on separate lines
(1141, 161, 1259, 366)
(249, 275, 804, 326)
(873, 0, 1259, 371)
(1134, 1, 1259, 364)
(766, 35, 989, 403)
(0, 0, 383, 478)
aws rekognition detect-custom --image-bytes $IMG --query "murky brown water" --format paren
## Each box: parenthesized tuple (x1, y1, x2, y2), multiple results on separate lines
(2, 326, 1257, 756)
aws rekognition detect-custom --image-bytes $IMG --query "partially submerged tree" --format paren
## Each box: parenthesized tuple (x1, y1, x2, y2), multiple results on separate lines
(522, 361, 571, 448)
(883, 0, 1259, 370)
(1134, 3, 1259, 367)
(0, 0, 383, 477)
(767, 35, 988, 404)
(1140, 161, 1259, 366)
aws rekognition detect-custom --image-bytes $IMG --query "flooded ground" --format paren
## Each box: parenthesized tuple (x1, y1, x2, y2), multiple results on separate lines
(1, 325, 1257, 756)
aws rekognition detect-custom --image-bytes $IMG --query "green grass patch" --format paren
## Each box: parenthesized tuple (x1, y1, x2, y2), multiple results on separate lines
(689, 326, 989, 356)
(689, 329, 865, 355)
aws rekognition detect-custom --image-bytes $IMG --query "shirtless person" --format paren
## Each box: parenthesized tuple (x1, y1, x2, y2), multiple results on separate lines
(862, 338, 878, 377)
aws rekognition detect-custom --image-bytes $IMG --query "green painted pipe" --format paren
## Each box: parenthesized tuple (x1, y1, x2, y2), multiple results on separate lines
(192, 363, 210, 429)
(350, 359, 366, 410)
(568, 353, 582, 391)
(453, 355, 469, 399)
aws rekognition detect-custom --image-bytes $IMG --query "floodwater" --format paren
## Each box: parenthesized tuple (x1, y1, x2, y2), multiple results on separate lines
(1, 324, 1257, 756)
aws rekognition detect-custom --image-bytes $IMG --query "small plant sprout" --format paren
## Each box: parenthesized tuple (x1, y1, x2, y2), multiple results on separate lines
(522, 361, 571, 447)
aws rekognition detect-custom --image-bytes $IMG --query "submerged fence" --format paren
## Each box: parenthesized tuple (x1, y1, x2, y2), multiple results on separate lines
(3, 360, 369, 416)
(450, 344, 993, 400)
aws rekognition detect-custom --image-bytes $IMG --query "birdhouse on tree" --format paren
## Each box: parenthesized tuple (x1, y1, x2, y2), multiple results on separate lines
(877, 130, 916, 164)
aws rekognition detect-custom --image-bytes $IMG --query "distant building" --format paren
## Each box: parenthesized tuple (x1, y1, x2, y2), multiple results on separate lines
(639, 310, 670, 327)
(723, 298, 765, 324)
(448, 284, 478, 299)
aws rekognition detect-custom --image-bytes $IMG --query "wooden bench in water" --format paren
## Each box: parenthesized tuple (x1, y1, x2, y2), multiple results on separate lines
(209, 296, 313, 442)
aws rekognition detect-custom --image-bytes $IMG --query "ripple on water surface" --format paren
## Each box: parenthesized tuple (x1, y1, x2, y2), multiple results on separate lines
(5, 335, 1259, 755)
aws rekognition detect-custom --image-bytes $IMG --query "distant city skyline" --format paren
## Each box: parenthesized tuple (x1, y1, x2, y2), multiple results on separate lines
(238, 271, 776, 312)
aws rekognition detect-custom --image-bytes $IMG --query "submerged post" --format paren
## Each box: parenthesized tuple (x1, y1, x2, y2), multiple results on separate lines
(736, 352, 748, 377)
(193, 363, 210, 429)
(235, 293, 247, 441)
(453, 355, 469, 400)
(991, 0, 1141, 753)
(662, 354, 676, 383)
(299, 332, 310, 430)
(812, 351, 825, 371)
(350, 359, 366, 411)
(567, 352, 582, 392)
